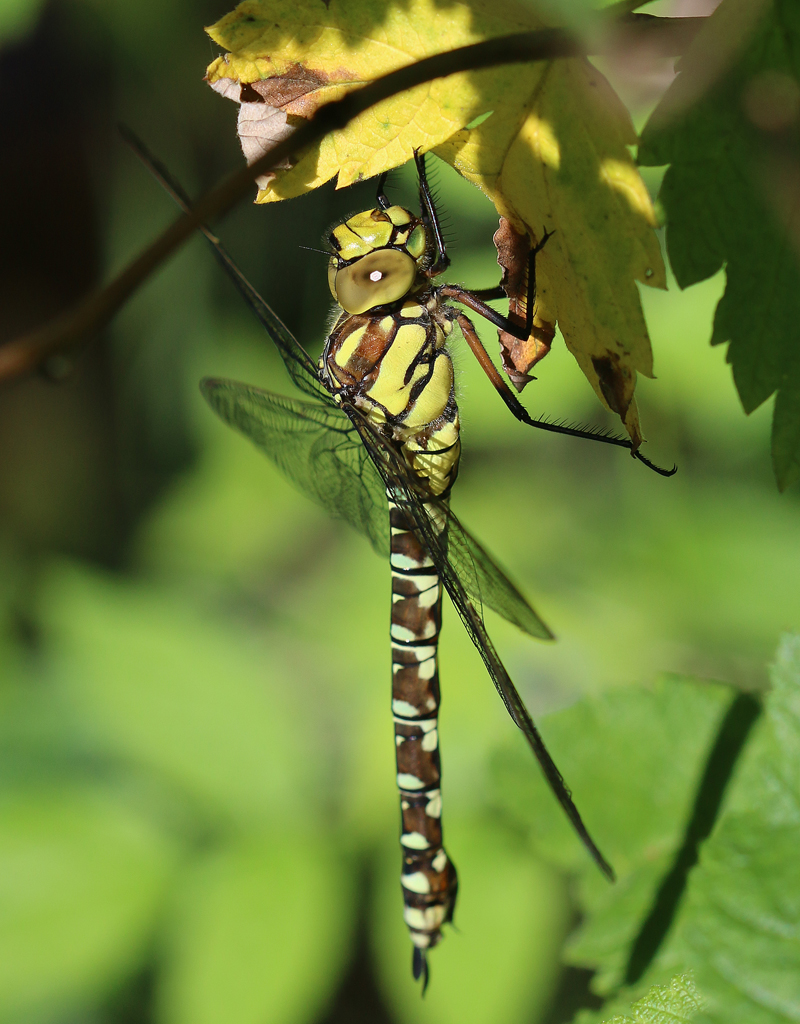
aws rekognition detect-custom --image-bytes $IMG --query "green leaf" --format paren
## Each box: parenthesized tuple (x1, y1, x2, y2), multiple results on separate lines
(599, 973, 702, 1024)
(644, 635, 800, 1024)
(157, 834, 353, 1024)
(489, 676, 732, 994)
(0, 787, 175, 1022)
(638, 0, 800, 489)
(518, 636, 800, 1024)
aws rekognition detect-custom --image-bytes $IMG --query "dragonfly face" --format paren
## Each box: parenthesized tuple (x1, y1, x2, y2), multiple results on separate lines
(326, 204, 429, 315)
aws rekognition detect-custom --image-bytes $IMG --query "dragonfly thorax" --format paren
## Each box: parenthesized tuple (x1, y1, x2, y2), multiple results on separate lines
(322, 296, 461, 497)
(327, 204, 429, 315)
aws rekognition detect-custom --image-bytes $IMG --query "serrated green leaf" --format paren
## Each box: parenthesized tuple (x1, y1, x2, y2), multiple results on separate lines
(599, 973, 702, 1024)
(646, 635, 800, 1024)
(639, 0, 800, 488)
(527, 636, 800, 1024)
(157, 834, 352, 1024)
(489, 676, 732, 994)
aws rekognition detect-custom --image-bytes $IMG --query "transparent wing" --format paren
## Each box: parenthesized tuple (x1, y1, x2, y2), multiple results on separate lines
(121, 127, 329, 403)
(352, 414, 551, 641)
(447, 515, 552, 641)
(202, 371, 610, 875)
(349, 411, 614, 879)
(201, 378, 389, 556)
(218, 274, 330, 403)
(127, 130, 610, 872)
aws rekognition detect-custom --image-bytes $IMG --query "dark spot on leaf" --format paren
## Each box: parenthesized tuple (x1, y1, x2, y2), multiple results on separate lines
(592, 354, 633, 418)
(246, 63, 329, 109)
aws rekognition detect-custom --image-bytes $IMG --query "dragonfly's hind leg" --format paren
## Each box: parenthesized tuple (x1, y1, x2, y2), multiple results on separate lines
(451, 311, 677, 477)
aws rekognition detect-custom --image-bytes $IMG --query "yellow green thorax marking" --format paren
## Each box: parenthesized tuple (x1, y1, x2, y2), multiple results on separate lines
(323, 197, 460, 497)
(330, 205, 417, 261)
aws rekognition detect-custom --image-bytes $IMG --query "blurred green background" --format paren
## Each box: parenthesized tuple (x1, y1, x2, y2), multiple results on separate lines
(0, 0, 795, 1022)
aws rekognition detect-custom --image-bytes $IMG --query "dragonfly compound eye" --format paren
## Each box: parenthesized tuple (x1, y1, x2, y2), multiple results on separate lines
(331, 249, 417, 314)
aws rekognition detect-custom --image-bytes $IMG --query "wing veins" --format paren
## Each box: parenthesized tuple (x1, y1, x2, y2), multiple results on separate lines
(201, 379, 389, 556)
(346, 410, 614, 879)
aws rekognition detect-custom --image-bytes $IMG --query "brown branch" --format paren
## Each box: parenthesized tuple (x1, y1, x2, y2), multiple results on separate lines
(0, 15, 705, 385)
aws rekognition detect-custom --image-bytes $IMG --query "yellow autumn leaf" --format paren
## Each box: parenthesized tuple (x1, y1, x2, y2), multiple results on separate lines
(205, 0, 665, 443)
(436, 57, 666, 441)
(206, 0, 545, 197)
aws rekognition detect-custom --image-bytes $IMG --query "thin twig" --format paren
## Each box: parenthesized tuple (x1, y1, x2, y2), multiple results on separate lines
(0, 15, 705, 384)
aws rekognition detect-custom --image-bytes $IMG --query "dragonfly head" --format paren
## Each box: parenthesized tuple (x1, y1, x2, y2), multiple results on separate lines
(327, 205, 429, 315)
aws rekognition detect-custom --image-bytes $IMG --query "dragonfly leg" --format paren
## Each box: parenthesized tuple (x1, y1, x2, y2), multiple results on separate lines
(453, 312, 677, 476)
(414, 151, 451, 277)
(376, 171, 391, 210)
(454, 311, 536, 421)
(440, 230, 553, 340)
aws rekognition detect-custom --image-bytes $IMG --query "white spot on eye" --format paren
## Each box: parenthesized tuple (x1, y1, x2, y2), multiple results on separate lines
(432, 849, 448, 872)
(369, 270, 383, 282)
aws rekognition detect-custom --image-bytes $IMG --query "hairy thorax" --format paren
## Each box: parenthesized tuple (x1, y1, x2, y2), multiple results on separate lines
(321, 293, 461, 497)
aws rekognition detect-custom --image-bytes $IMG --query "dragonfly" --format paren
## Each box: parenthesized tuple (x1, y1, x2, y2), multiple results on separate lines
(126, 130, 674, 990)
